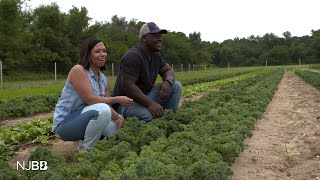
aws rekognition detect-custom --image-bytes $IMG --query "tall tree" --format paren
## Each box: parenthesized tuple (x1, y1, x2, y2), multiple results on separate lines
(162, 32, 193, 66)
(27, 3, 71, 71)
(259, 45, 289, 65)
(188, 32, 211, 65)
(65, 6, 90, 64)
(0, 0, 29, 71)
(308, 29, 320, 63)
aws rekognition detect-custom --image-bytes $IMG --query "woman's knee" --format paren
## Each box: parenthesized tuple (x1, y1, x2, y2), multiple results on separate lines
(96, 103, 111, 116)
(95, 103, 112, 126)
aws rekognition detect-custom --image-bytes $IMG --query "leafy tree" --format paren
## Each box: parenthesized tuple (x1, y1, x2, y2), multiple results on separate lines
(259, 45, 289, 65)
(106, 41, 128, 65)
(308, 29, 320, 63)
(162, 32, 193, 65)
(64, 6, 90, 65)
(188, 32, 211, 65)
(0, 0, 29, 71)
(26, 3, 72, 71)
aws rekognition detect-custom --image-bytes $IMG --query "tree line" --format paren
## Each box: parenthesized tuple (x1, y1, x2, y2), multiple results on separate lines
(1, 0, 319, 74)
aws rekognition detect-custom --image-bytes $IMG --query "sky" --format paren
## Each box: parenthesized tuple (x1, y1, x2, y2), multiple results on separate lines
(26, 0, 320, 43)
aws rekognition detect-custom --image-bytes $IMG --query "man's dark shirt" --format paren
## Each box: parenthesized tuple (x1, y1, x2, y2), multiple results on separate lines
(112, 45, 166, 98)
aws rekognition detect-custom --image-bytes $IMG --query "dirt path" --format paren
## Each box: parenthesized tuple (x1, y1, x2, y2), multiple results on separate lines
(0, 111, 54, 129)
(231, 71, 320, 180)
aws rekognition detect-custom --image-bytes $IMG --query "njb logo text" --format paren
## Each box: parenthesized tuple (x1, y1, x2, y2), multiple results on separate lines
(16, 161, 48, 171)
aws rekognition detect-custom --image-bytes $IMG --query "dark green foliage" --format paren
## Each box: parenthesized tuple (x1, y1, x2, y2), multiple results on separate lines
(70, 161, 98, 179)
(25, 146, 68, 178)
(0, 94, 59, 122)
(186, 161, 233, 180)
(29, 171, 65, 180)
(204, 132, 244, 164)
(120, 158, 187, 180)
(111, 117, 166, 153)
(0, 159, 20, 180)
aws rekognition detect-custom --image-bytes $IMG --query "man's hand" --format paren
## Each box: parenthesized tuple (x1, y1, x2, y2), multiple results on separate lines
(148, 101, 164, 118)
(159, 81, 172, 100)
(115, 115, 125, 128)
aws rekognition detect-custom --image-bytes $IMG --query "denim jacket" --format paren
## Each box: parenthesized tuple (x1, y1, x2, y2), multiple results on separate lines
(52, 68, 107, 131)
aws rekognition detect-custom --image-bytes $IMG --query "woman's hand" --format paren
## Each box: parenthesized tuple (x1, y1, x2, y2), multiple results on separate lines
(115, 115, 125, 128)
(117, 96, 134, 106)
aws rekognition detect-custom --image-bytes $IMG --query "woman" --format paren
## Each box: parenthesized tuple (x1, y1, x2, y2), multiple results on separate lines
(52, 37, 133, 150)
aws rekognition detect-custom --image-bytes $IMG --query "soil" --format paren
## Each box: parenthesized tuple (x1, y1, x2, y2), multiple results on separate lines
(231, 71, 320, 180)
(3, 71, 320, 179)
(0, 111, 54, 129)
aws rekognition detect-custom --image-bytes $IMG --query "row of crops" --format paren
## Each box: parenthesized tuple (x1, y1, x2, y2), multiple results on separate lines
(1, 67, 284, 179)
(0, 67, 262, 122)
(0, 67, 266, 161)
(0, 69, 268, 162)
(295, 69, 320, 90)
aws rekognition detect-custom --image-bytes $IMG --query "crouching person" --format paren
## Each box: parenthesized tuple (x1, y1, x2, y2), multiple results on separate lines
(52, 37, 133, 150)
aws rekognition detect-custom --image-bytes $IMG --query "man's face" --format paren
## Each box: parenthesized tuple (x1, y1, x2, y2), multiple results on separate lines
(144, 33, 163, 51)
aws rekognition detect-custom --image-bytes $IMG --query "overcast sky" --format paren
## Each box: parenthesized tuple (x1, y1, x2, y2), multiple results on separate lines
(27, 0, 320, 43)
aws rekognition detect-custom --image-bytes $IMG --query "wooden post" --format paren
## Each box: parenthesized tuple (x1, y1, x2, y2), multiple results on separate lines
(112, 63, 114, 77)
(188, 64, 191, 72)
(228, 62, 230, 70)
(181, 64, 183, 72)
(171, 64, 174, 71)
(299, 58, 301, 67)
(0, 61, 2, 84)
(266, 59, 268, 67)
(54, 61, 57, 81)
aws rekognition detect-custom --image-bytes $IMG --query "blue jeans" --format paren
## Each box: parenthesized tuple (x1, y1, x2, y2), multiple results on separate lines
(118, 81, 182, 122)
(55, 103, 117, 149)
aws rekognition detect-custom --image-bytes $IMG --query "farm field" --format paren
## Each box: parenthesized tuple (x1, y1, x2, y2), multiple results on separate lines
(231, 71, 320, 179)
(0, 66, 319, 179)
(0, 67, 262, 122)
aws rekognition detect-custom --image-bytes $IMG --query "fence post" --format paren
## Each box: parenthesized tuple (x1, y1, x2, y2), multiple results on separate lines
(266, 60, 268, 67)
(171, 64, 174, 71)
(181, 64, 183, 72)
(193, 64, 195, 71)
(112, 63, 114, 77)
(205, 64, 206, 72)
(299, 58, 301, 67)
(228, 62, 230, 70)
(54, 61, 57, 81)
(188, 64, 190, 72)
(0, 61, 2, 84)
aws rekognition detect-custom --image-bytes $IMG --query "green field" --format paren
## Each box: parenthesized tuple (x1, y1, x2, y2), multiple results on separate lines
(0, 67, 263, 100)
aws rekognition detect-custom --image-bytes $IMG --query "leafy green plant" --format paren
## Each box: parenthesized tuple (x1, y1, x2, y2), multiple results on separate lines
(0, 118, 54, 160)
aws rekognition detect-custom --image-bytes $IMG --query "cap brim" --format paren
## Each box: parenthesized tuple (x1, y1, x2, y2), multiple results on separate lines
(150, 29, 168, 34)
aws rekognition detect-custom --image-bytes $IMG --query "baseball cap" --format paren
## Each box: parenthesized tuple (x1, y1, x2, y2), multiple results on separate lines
(139, 22, 168, 39)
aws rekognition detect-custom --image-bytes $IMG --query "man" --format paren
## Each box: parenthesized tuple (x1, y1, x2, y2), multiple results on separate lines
(112, 22, 182, 121)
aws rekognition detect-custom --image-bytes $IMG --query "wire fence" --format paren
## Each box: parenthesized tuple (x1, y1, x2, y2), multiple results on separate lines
(0, 61, 217, 83)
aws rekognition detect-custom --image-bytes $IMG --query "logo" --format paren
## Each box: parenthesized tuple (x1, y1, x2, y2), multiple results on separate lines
(16, 161, 48, 171)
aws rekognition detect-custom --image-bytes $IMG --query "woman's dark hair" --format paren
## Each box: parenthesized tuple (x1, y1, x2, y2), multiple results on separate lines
(77, 37, 105, 70)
